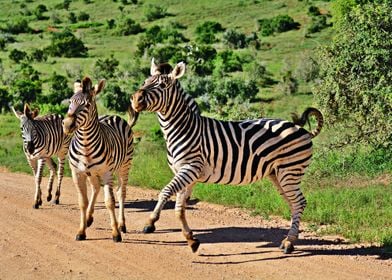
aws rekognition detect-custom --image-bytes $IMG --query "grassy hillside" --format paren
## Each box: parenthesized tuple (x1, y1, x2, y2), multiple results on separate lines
(0, 0, 391, 248)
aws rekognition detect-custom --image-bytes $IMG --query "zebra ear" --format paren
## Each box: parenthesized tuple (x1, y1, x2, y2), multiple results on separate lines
(150, 58, 160, 76)
(10, 105, 22, 119)
(82, 77, 93, 94)
(31, 108, 39, 119)
(94, 79, 106, 95)
(74, 80, 82, 93)
(169, 62, 186, 80)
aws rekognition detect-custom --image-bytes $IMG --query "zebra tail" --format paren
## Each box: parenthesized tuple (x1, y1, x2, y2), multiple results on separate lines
(127, 104, 139, 128)
(291, 107, 324, 138)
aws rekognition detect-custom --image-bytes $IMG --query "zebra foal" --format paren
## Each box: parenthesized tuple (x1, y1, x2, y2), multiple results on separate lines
(12, 104, 71, 208)
(131, 60, 323, 253)
(63, 77, 136, 242)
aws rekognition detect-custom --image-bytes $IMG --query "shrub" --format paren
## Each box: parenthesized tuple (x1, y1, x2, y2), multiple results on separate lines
(258, 15, 300, 36)
(116, 17, 143, 35)
(34, 4, 48, 20)
(314, 2, 392, 148)
(308, 5, 321, 16)
(68, 12, 77, 23)
(185, 44, 217, 76)
(2, 18, 31, 34)
(0, 86, 11, 113)
(78, 11, 90, 21)
(278, 70, 298, 95)
(50, 11, 62, 24)
(144, 4, 168, 21)
(45, 28, 88, 57)
(93, 55, 120, 79)
(29, 49, 48, 62)
(148, 45, 184, 64)
(9, 49, 27, 63)
(307, 15, 331, 34)
(43, 72, 71, 105)
(11, 79, 42, 106)
(245, 61, 275, 87)
(100, 82, 129, 112)
(222, 29, 247, 49)
(213, 50, 243, 75)
(37, 103, 68, 115)
(107, 19, 116, 29)
(195, 21, 224, 44)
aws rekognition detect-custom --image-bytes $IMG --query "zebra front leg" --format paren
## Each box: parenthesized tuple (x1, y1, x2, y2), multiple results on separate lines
(175, 185, 199, 253)
(143, 165, 201, 238)
(45, 158, 57, 203)
(53, 156, 66, 204)
(33, 159, 45, 209)
(86, 175, 101, 228)
(117, 166, 129, 233)
(72, 170, 88, 241)
(102, 174, 122, 242)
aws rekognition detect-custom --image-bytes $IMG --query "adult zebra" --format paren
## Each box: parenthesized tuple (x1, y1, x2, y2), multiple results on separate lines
(131, 60, 323, 254)
(63, 77, 136, 242)
(12, 104, 71, 208)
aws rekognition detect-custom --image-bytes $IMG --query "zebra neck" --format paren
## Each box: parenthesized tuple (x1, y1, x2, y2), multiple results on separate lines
(77, 107, 100, 136)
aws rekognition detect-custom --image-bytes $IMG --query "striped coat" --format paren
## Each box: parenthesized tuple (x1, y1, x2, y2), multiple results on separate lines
(131, 60, 323, 253)
(12, 104, 71, 208)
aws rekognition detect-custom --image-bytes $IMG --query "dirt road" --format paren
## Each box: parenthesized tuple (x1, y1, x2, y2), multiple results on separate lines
(0, 171, 390, 280)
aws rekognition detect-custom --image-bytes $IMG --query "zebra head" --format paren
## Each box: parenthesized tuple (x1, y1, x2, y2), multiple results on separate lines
(131, 58, 186, 114)
(12, 104, 39, 155)
(63, 77, 105, 134)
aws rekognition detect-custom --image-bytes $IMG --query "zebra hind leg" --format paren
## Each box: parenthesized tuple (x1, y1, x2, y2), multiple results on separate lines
(175, 187, 199, 253)
(116, 166, 129, 233)
(53, 156, 65, 204)
(102, 174, 122, 242)
(269, 171, 306, 254)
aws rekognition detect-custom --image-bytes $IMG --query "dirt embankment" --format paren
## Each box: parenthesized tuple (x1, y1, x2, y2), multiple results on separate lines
(0, 171, 390, 280)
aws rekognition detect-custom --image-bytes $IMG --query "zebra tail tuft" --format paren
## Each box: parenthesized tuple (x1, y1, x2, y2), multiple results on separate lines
(127, 104, 139, 128)
(292, 107, 324, 138)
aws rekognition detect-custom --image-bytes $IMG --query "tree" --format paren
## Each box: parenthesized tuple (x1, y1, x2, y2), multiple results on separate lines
(100, 82, 129, 112)
(314, 2, 392, 148)
(9, 49, 27, 63)
(34, 4, 48, 20)
(45, 28, 88, 57)
(93, 55, 120, 79)
(44, 72, 71, 105)
(0, 86, 10, 113)
(11, 79, 42, 105)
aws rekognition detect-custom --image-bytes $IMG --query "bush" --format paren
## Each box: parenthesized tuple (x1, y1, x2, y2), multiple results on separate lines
(314, 2, 392, 148)
(78, 11, 90, 21)
(0, 86, 11, 113)
(50, 11, 62, 24)
(9, 49, 27, 63)
(213, 50, 243, 75)
(258, 15, 300, 36)
(185, 44, 217, 76)
(37, 103, 68, 115)
(93, 55, 120, 79)
(245, 61, 275, 87)
(11, 79, 42, 106)
(45, 28, 88, 57)
(308, 5, 321, 16)
(307, 15, 331, 34)
(222, 29, 247, 49)
(195, 21, 224, 44)
(116, 17, 143, 35)
(144, 4, 168, 21)
(34, 4, 48, 20)
(30, 49, 47, 62)
(100, 82, 129, 112)
(41, 72, 71, 105)
(278, 70, 298, 95)
(2, 18, 31, 34)
(68, 12, 77, 23)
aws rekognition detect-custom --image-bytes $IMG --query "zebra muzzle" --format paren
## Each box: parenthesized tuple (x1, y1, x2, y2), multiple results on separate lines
(62, 117, 76, 134)
(132, 92, 146, 112)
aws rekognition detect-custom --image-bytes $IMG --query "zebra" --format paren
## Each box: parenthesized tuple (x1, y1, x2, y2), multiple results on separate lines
(62, 77, 136, 242)
(131, 59, 324, 254)
(11, 104, 71, 208)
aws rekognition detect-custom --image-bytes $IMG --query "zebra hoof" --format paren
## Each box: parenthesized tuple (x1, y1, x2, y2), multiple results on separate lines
(76, 233, 86, 241)
(33, 201, 40, 209)
(143, 224, 155, 234)
(189, 238, 200, 253)
(113, 234, 122, 243)
(47, 194, 52, 202)
(119, 225, 127, 233)
(87, 217, 94, 227)
(280, 240, 295, 254)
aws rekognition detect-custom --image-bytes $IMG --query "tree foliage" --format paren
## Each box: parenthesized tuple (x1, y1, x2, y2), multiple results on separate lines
(45, 29, 87, 57)
(314, 2, 392, 148)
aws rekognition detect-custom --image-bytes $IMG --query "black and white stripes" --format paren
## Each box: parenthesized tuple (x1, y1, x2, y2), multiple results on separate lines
(131, 60, 323, 253)
(63, 77, 135, 242)
(12, 104, 71, 208)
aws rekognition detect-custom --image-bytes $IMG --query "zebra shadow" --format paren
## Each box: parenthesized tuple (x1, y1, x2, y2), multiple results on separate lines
(193, 227, 390, 263)
(123, 198, 200, 212)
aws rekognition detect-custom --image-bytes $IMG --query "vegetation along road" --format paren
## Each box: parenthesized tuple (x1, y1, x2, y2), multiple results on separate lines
(0, 171, 390, 280)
